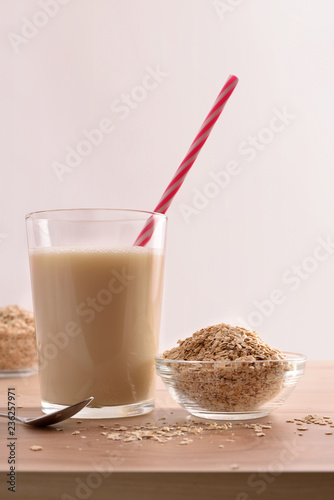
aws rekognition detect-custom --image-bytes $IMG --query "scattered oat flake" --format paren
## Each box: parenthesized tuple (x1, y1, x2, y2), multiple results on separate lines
(107, 433, 121, 441)
(256, 433, 265, 437)
(297, 427, 308, 431)
(56, 428, 64, 432)
(325, 432, 333, 435)
(72, 430, 80, 435)
(30, 445, 43, 451)
(124, 436, 141, 442)
(286, 420, 294, 423)
(180, 439, 192, 445)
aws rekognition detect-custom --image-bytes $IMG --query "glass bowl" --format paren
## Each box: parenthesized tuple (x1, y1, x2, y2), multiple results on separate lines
(155, 352, 306, 420)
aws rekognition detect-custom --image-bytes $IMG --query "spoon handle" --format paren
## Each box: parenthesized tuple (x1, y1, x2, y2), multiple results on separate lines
(0, 412, 25, 423)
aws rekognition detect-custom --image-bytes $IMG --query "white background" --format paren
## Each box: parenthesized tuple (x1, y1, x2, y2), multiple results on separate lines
(1, 0, 334, 359)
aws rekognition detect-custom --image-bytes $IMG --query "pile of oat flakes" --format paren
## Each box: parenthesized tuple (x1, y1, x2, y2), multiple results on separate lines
(29, 413, 333, 452)
(30, 414, 332, 453)
(68, 416, 274, 446)
(0, 305, 37, 370)
(162, 323, 287, 412)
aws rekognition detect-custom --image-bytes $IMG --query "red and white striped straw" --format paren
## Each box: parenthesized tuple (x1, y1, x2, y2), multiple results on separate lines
(134, 74, 239, 246)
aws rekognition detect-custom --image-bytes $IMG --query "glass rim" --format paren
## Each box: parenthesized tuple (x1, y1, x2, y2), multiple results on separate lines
(25, 208, 168, 222)
(155, 351, 307, 365)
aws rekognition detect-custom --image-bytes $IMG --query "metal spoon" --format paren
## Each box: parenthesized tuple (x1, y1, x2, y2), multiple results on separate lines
(0, 397, 94, 427)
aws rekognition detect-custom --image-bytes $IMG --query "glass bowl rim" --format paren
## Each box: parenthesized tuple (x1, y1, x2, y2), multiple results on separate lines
(155, 351, 306, 365)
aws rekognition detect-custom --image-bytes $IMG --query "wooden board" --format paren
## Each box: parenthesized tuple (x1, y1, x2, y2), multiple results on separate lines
(0, 361, 333, 499)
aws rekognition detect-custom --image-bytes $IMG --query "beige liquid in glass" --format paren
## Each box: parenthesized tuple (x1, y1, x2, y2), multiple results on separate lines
(29, 247, 164, 408)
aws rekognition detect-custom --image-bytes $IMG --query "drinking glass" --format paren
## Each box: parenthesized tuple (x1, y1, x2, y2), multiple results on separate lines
(26, 209, 167, 418)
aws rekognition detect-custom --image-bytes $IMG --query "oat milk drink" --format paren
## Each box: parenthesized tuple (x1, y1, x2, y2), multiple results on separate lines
(29, 247, 164, 408)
